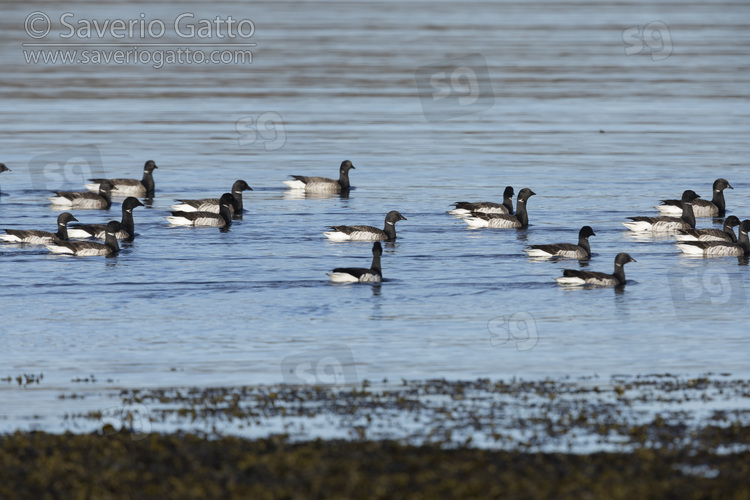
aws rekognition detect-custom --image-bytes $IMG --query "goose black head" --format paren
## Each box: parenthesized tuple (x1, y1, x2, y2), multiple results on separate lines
(503, 186, 514, 198)
(385, 211, 407, 224)
(714, 178, 733, 191)
(681, 190, 700, 203)
(724, 215, 741, 228)
(340, 160, 355, 172)
(517, 188, 536, 202)
(98, 180, 114, 193)
(614, 252, 636, 266)
(122, 197, 144, 211)
(143, 160, 158, 171)
(232, 180, 253, 193)
(579, 226, 596, 238)
(57, 212, 78, 225)
(219, 193, 235, 209)
(739, 220, 750, 236)
(0, 163, 9, 173)
(105, 220, 121, 235)
(372, 241, 383, 257)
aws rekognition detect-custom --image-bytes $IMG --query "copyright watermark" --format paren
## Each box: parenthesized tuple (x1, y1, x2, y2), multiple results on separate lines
(236, 112, 287, 151)
(22, 12, 255, 68)
(668, 266, 747, 320)
(281, 345, 358, 386)
(24, 12, 255, 40)
(488, 312, 538, 351)
(622, 21, 672, 61)
(415, 53, 494, 122)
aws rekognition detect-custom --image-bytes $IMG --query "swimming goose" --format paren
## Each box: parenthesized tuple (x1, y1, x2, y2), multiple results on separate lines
(328, 242, 383, 283)
(623, 190, 700, 232)
(0, 163, 9, 173)
(67, 197, 144, 239)
(555, 253, 636, 287)
(449, 186, 514, 217)
(524, 226, 596, 259)
(170, 180, 252, 214)
(46, 221, 121, 256)
(49, 180, 113, 209)
(655, 178, 733, 217)
(676, 220, 750, 256)
(166, 193, 233, 227)
(324, 211, 407, 242)
(463, 188, 535, 228)
(85, 160, 158, 196)
(0, 212, 77, 244)
(673, 215, 741, 243)
(283, 160, 355, 193)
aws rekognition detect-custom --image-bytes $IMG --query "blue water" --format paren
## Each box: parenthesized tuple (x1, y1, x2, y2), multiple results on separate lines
(0, 0, 749, 433)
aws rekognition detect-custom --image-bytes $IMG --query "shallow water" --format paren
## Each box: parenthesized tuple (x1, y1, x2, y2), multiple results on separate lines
(0, 0, 749, 434)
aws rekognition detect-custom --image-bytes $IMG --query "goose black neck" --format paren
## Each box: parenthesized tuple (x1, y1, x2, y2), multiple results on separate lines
(577, 235, 592, 257)
(56, 223, 69, 241)
(612, 264, 627, 285)
(515, 200, 529, 227)
(712, 190, 726, 216)
(219, 204, 233, 227)
(141, 170, 155, 193)
(680, 203, 696, 229)
(383, 222, 397, 241)
(105, 230, 119, 253)
(371, 253, 382, 277)
(338, 170, 351, 190)
(739, 228, 750, 254)
(231, 191, 244, 211)
(503, 196, 514, 215)
(120, 207, 135, 236)
(723, 221, 738, 243)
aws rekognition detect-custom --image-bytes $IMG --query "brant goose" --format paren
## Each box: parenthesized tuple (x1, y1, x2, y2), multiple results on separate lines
(463, 188, 535, 228)
(283, 160, 355, 193)
(676, 220, 750, 256)
(49, 180, 113, 209)
(324, 211, 407, 242)
(166, 193, 233, 227)
(524, 226, 596, 259)
(67, 197, 144, 239)
(85, 160, 158, 196)
(328, 242, 383, 283)
(655, 178, 733, 217)
(46, 221, 121, 256)
(623, 190, 700, 232)
(555, 253, 636, 287)
(0, 212, 77, 244)
(673, 215, 741, 243)
(0, 163, 9, 173)
(170, 180, 252, 214)
(449, 186, 514, 217)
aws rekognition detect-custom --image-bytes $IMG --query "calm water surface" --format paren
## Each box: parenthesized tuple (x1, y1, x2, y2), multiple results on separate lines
(0, 0, 749, 433)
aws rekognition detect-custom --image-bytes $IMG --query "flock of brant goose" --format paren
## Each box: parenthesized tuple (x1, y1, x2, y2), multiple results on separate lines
(0, 162, 744, 286)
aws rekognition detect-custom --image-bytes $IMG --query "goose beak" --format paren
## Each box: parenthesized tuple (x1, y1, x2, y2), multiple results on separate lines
(400, 215, 407, 221)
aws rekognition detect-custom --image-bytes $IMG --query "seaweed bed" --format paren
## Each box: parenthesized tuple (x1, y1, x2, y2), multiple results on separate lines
(2, 375, 750, 498)
(1, 432, 749, 499)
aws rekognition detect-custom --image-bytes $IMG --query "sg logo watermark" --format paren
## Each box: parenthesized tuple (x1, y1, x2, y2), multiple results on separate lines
(281, 344, 358, 386)
(622, 21, 673, 61)
(415, 53, 494, 122)
(488, 312, 538, 351)
(236, 112, 287, 151)
(100, 403, 151, 441)
(28, 145, 106, 201)
(668, 267, 747, 320)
